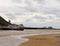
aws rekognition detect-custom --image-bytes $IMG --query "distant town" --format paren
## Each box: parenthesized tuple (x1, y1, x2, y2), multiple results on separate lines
(0, 16, 58, 30)
(0, 16, 24, 30)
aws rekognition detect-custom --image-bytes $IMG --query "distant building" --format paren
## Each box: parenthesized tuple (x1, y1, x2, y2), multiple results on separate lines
(0, 16, 24, 30)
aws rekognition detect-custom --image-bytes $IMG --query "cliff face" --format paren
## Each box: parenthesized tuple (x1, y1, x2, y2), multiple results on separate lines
(0, 16, 11, 26)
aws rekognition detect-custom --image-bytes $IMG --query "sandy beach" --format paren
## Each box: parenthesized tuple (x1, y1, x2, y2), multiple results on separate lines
(19, 34, 60, 46)
(0, 29, 60, 46)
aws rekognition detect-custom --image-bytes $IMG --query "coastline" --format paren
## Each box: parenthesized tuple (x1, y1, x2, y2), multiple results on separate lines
(19, 34, 60, 46)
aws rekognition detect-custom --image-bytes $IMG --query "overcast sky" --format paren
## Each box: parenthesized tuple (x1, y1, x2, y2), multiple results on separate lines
(0, 0, 60, 28)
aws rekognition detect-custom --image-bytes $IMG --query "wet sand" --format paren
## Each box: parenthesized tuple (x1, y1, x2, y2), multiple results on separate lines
(19, 34, 60, 46)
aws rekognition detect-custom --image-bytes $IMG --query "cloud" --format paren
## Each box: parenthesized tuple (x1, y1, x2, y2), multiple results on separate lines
(0, 0, 60, 28)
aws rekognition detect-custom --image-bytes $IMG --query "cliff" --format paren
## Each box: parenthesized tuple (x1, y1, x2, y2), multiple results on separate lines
(0, 16, 11, 26)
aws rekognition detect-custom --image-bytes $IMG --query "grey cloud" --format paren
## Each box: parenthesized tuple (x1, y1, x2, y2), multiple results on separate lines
(0, 0, 60, 18)
(24, 7, 38, 12)
(33, 15, 47, 19)
(41, 8, 60, 17)
(34, 0, 45, 4)
(33, 15, 47, 22)
(5, 14, 16, 19)
(57, 0, 60, 2)
(12, 0, 23, 3)
(10, 0, 60, 28)
(47, 16, 54, 19)
(0, 0, 60, 28)
(0, 7, 26, 15)
(26, 19, 32, 22)
(25, 0, 31, 5)
(0, 8, 16, 20)
(24, 0, 60, 16)
(7, 0, 60, 17)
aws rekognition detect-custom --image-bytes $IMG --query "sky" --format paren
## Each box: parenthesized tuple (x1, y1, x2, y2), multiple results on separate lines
(0, 0, 60, 28)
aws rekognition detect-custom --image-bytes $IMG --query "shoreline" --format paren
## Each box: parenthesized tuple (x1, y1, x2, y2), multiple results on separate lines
(19, 34, 60, 46)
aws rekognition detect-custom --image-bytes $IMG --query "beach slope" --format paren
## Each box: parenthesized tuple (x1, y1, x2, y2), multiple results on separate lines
(19, 34, 60, 46)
